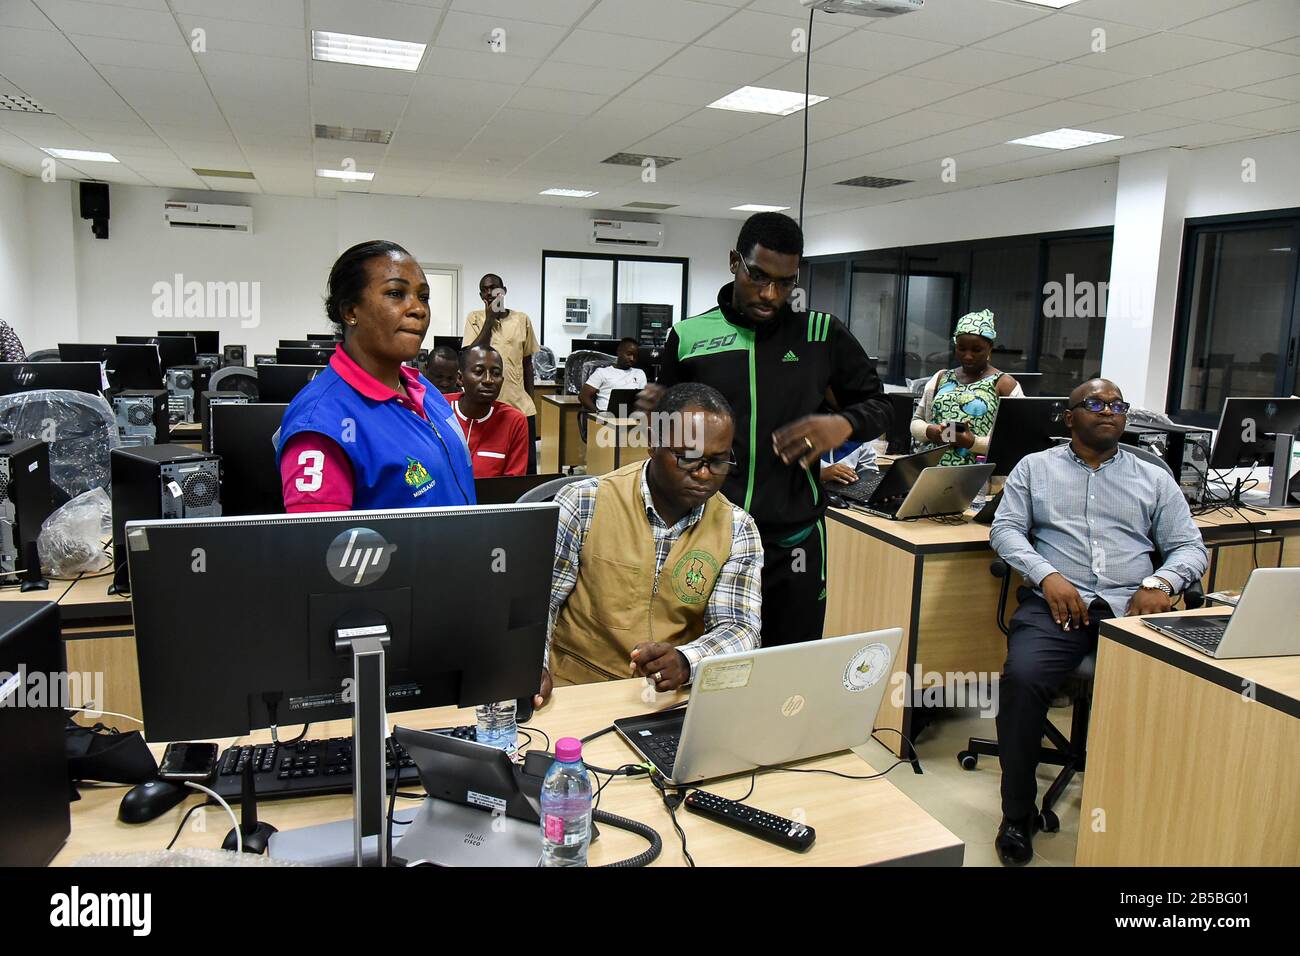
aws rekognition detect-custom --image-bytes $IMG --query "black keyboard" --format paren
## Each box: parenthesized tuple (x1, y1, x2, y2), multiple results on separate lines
(212, 725, 476, 801)
(1166, 623, 1227, 651)
(640, 734, 680, 776)
(832, 470, 885, 503)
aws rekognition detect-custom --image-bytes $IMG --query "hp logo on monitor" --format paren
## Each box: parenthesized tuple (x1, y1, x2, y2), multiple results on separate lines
(327, 528, 397, 587)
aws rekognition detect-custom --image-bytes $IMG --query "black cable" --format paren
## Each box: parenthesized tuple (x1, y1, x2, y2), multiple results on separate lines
(165, 799, 209, 850)
(519, 725, 550, 752)
(650, 773, 694, 867)
(798, 4, 814, 229)
(593, 809, 662, 867)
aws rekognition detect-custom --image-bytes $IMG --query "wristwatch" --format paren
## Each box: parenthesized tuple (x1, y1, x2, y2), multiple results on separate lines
(1140, 575, 1174, 597)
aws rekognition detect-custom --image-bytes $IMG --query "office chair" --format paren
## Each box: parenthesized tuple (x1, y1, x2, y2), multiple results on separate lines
(516, 474, 585, 503)
(959, 537, 1204, 833)
(0, 388, 119, 505)
(565, 350, 615, 444)
(25, 349, 60, 363)
(533, 346, 557, 382)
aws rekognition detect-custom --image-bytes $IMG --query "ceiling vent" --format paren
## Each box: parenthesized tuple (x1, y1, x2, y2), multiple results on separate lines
(835, 175, 913, 188)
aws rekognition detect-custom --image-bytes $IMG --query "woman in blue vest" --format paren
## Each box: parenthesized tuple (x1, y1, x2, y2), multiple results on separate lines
(278, 240, 476, 511)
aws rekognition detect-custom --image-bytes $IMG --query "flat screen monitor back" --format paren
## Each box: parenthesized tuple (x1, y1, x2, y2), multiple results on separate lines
(1209, 397, 1300, 470)
(159, 330, 220, 354)
(0, 362, 102, 397)
(117, 334, 197, 369)
(275, 347, 332, 366)
(126, 505, 558, 741)
(986, 396, 1070, 477)
(58, 343, 162, 390)
(258, 364, 323, 403)
(211, 402, 287, 516)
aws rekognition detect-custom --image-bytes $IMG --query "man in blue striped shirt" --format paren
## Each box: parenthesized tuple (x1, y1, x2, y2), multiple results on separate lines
(989, 378, 1208, 865)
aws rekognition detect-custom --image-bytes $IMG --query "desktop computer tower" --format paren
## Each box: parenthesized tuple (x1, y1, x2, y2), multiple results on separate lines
(222, 344, 247, 367)
(199, 390, 250, 451)
(164, 365, 212, 424)
(1123, 422, 1213, 501)
(0, 601, 70, 866)
(0, 438, 52, 590)
(196, 353, 221, 371)
(110, 444, 222, 593)
(112, 389, 169, 447)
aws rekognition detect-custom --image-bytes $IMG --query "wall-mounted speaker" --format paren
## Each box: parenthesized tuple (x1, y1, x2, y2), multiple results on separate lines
(79, 182, 109, 239)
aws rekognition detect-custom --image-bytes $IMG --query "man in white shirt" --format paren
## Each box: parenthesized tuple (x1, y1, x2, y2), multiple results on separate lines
(580, 338, 647, 413)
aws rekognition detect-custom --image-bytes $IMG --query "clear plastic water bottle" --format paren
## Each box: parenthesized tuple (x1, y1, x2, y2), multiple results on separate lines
(475, 700, 517, 755)
(540, 737, 592, 867)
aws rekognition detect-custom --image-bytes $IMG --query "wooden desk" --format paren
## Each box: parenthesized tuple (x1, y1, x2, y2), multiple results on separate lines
(825, 505, 1300, 756)
(169, 422, 203, 450)
(53, 678, 963, 867)
(585, 414, 650, 476)
(538, 394, 584, 474)
(532, 381, 561, 400)
(1076, 611, 1300, 866)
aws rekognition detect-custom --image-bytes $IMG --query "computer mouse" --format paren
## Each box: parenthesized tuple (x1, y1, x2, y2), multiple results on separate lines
(118, 779, 189, 824)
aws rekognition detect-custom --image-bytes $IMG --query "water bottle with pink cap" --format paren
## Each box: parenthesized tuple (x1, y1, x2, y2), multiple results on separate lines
(539, 737, 592, 867)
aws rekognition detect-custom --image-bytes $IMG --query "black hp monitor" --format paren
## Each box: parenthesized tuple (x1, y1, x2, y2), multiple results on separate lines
(1208, 396, 1300, 507)
(985, 396, 1071, 477)
(159, 330, 220, 354)
(276, 347, 332, 366)
(116, 334, 197, 369)
(0, 362, 103, 397)
(126, 505, 557, 864)
(258, 364, 323, 403)
(58, 344, 162, 390)
(211, 402, 287, 516)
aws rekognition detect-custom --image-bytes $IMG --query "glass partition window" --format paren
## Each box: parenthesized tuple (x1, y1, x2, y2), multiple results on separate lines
(1039, 237, 1112, 398)
(542, 256, 614, 358)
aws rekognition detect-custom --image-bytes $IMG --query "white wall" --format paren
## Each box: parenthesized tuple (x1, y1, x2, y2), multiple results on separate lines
(1183, 131, 1300, 220)
(0, 165, 32, 349)
(24, 178, 79, 350)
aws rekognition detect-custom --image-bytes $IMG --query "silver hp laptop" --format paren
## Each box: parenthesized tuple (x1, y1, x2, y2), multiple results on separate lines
(1141, 567, 1300, 659)
(614, 628, 903, 785)
(861, 463, 994, 520)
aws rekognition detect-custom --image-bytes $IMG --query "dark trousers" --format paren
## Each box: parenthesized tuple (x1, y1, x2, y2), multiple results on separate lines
(526, 415, 537, 474)
(759, 519, 827, 647)
(995, 590, 1112, 820)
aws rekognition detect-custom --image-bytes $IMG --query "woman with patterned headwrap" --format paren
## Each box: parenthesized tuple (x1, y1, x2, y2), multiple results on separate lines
(909, 309, 1022, 466)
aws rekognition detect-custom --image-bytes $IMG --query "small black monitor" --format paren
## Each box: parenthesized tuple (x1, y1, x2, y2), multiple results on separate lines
(0, 362, 103, 397)
(158, 330, 219, 354)
(883, 393, 916, 454)
(258, 364, 323, 403)
(474, 473, 564, 505)
(570, 338, 619, 357)
(433, 336, 462, 353)
(125, 505, 557, 741)
(305, 334, 339, 342)
(57, 344, 162, 390)
(1209, 396, 1300, 470)
(276, 347, 332, 366)
(253, 354, 276, 367)
(278, 339, 337, 350)
(211, 402, 287, 516)
(1007, 372, 1043, 397)
(985, 396, 1070, 477)
(117, 335, 197, 369)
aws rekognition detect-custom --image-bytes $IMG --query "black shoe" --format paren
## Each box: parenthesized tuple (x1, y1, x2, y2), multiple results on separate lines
(995, 815, 1035, 866)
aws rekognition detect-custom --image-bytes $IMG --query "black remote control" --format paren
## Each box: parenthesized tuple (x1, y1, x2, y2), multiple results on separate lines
(683, 790, 815, 852)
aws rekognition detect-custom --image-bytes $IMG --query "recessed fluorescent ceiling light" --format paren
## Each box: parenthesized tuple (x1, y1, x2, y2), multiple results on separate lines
(1014, 0, 1084, 8)
(540, 188, 599, 198)
(193, 168, 255, 179)
(315, 124, 393, 144)
(41, 147, 118, 162)
(1009, 128, 1123, 150)
(311, 31, 425, 71)
(316, 168, 375, 181)
(732, 204, 790, 212)
(707, 86, 828, 116)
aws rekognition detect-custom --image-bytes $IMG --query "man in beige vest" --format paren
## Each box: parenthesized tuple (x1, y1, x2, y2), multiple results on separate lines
(534, 383, 762, 707)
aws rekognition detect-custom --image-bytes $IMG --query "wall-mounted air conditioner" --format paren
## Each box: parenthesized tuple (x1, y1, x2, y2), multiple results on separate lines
(590, 219, 663, 249)
(163, 201, 253, 233)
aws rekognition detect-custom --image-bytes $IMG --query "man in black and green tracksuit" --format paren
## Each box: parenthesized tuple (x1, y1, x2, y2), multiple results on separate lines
(651, 213, 892, 646)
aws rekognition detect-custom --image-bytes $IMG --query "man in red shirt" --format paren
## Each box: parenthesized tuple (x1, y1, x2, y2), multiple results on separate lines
(447, 345, 530, 478)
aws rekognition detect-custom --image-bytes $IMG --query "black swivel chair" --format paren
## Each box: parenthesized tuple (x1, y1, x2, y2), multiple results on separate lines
(565, 350, 615, 444)
(958, 445, 1204, 832)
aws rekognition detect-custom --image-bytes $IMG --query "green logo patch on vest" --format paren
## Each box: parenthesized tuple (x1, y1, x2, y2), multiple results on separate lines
(404, 456, 433, 489)
(671, 549, 720, 605)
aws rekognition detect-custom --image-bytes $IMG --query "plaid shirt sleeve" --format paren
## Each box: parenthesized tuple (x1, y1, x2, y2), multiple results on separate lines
(544, 478, 598, 669)
(677, 505, 764, 678)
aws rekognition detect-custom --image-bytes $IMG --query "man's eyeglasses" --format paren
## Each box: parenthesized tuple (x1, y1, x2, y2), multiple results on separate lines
(1070, 398, 1130, 415)
(733, 251, 799, 293)
(669, 452, 738, 476)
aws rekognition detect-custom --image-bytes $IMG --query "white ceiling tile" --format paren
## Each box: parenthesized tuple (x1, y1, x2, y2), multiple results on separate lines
(311, 59, 418, 95)
(525, 60, 640, 95)
(550, 30, 684, 73)
(586, 94, 700, 128)
(1078, 33, 1249, 76)
(991, 64, 1131, 99)
(1162, 89, 1291, 121)
(33, 0, 183, 43)
(1063, 0, 1254, 30)
(0, 25, 83, 60)
(66, 34, 199, 73)
(812, 29, 956, 74)
(1228, 102, 1300, 130)
(868, 0, 1048, 45)
(622, 74, 735, 108)
(434, 12, 566, 58)
(1174, 0, 1300, 46)
(906, 48, 1054, 85)
(695, 9, 854, 59)
(756, 61, 883, 98)
(174, 16, 307, 59)
(932, 87, 1056, 121)
(170, 0, 305, 28)
(975, 14, 1149, 62)
(423, 47, 540, 83)
(449, 0, 590, 27)
(996, 100, 1132, 132)
(310, 88, 408, 130)
(802, 96, 905, 129)
(655, 45, 786, 84)
(1140, 121, 1267, 146)
(1083, 111, 1198, 137)
(405, 74, 518, 117)
(506, 86, 610, 116)
(1239, 72, 1300, 100)
(841, 74, 969, 111)
(579, 0, 734, 43)
(1074, 77, 1223, 110)
(309, 0, 444, 42)
(1267, 37, 1300, 56)
(1157, 50, 1300, 90)
(0, 0, 57, 30)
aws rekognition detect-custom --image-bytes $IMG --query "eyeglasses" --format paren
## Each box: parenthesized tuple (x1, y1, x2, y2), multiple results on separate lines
(1070, 398, 1130, 415)
(670, 452, 738, 476)
(733, 251, 799, 293)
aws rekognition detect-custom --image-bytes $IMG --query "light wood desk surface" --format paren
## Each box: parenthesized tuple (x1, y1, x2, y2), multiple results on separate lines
(1077, 610, 1300, 866)
(54, 677, 963, 867)
(537, 394, 584, 473)
(585, 413, 650, 476)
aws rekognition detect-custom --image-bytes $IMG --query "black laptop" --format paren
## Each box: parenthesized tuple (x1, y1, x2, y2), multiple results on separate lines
(603, 388, 640, 418)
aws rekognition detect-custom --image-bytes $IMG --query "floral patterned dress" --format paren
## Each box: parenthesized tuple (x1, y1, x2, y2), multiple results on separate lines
(927, 369, 1005, 466)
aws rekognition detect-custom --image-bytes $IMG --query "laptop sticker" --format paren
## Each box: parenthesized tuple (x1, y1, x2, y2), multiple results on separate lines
(699, 659, 753, 691)
(843, 643, 892, 692)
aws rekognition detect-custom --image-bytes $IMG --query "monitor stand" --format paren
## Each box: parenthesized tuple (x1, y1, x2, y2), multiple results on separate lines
(1267, 432, 1297, 508)
(265, 619, 391, 867)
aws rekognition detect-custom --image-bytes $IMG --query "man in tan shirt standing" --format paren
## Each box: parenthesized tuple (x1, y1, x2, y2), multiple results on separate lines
(463, 273, 540, 472)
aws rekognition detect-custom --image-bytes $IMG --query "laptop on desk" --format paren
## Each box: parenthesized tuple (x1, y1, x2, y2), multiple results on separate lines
(603, 388, 641, 418)
(831, 445, 946, 508)
(1140, 567, 1300, 659)
(614, 628, 903, 785)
